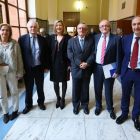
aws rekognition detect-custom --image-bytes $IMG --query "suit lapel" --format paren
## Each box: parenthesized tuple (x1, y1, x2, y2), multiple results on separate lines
(37, 34, 42, 52)
(95, 34, 101, 52)
(26, 34, 31, 53)
(83, 36, 89, 52)
(127, 34, 133, 58)
(105, 33, 113, 55)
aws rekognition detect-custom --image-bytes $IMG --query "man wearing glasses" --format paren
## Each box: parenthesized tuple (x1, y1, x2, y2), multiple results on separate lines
(93, 19, 121, 119)
(67, 22, 94, 115)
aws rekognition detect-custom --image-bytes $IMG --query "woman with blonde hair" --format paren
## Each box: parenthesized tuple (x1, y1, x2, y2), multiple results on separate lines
(50, 20, 71, 109)
(0, 23, 23, 123)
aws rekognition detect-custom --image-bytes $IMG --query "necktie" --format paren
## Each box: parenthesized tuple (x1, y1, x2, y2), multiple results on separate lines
(31, 36, 35, 67)
(80, 39, 84, 51)
(101, 35, 106, 64)
(130, 37, 140, 69)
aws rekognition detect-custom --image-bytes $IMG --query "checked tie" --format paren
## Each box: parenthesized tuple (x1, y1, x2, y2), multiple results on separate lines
(31, 36, 35, 67)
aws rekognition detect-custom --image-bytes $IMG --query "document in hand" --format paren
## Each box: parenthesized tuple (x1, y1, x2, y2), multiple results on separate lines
(102, 62, 116, 79)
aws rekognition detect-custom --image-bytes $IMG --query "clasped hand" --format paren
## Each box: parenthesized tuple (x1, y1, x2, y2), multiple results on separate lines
(79, 62, 88, 69)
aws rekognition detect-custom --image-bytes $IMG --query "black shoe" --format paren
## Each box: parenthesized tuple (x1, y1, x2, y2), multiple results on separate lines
(73, 108, 79, 115)
(95, 108, 101, 116)
(83, 108, 89, 115)
(132, 118, 140, 132)
(56, 97, 61, 108)
(39, 104, 46, 110)
(116, 115, 128, 124)
(110, 111, 116, 120)
(22, 106, 33, 114)
(3, 113, 9, 124)
(10, 110, 18, 121)
(60, 99, 65, 110)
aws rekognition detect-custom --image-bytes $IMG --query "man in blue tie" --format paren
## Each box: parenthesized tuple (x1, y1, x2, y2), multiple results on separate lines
(18, 20, 50, 114)
(67, 22, 95, 115)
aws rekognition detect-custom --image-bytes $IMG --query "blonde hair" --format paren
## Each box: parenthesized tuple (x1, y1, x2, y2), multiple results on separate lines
(0, 23, 12, 41)
(53, 20, 67, 34)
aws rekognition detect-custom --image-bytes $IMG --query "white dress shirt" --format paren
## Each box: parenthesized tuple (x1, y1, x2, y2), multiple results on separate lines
(128, 33, 140, 69)
(96, 32, 110, 64)
(29, 34, 41, 66)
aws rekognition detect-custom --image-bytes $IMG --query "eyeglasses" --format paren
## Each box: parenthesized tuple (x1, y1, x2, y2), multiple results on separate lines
(0, 29, 10, 32)
(78, 27, 87, 31)
(100, 25, 110, 28)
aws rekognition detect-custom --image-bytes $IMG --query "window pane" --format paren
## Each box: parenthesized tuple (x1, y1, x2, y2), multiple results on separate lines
(12, 27, 19, 41)
(8, 0, 17, 6)
(18, 0, 25, 10)
(20, 28, 27, 35)
(8, 5, 18, 26)
(19, 10, 27, 27)
(0, 2, 7, 23)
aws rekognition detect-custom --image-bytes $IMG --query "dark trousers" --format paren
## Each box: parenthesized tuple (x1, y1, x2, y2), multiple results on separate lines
(72, 76, 90, 109)
(24, 65, 45, 107)
(94, 63, 115, 112)
(121, 69, 140, 119)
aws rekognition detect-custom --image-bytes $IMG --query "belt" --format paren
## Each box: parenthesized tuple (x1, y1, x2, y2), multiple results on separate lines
(97, 63, 103, 66)
(129, 68, 140, 72)
(0, 63, 8, 66)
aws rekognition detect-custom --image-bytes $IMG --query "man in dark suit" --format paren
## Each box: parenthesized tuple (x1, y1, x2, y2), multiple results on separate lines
(40, 28, 50, 46)
(93, 19, 121, 119)
(116, 16, 140, 131)
(116, 27, 125, 42)
(67, 22, 94, 115)
(18, 20, 50, 114)
(88, 28, 97, 38)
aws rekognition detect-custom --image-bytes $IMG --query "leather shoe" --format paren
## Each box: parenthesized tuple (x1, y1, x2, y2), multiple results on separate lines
(83, 108, 89, 114)
(3, 113, 9, 124)
(95, 108, 101, 116)
(39, 104, 46, 110)
(10, 110, 18, 121)
(56, 97, 61, 108)
(116, 115, 128, 124)
(73, 108, 79, 115)
(132, 118, 140, 132)
(110, 111, 116, 120)
(60, 99, 65, 110)
(22, 106, 33, 114)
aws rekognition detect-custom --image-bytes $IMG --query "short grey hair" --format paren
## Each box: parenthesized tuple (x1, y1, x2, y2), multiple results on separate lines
(77, 22, 88, 31)
(99, 19, 111, 27)
(40, 28, 46, 32)
(27, 20, 39, 28)
(131, 16, 140, 25)
(117, 27, 123, 31)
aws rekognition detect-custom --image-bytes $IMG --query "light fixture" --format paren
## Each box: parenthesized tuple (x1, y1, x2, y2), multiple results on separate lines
(77, 0, 81, 9)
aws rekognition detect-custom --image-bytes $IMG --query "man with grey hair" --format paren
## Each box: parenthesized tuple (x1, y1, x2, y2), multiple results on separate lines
(40, 28, 50, 47)
(18, 20, 50, 114)
(93, 19, 121, 119)
(67, 22, 95, 115)
(116, 16, 140, 131)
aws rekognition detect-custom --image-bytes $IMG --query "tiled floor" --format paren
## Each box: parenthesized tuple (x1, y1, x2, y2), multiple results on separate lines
(1, 73, 140, 140)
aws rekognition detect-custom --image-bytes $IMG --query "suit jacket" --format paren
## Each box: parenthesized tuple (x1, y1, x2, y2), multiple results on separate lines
(121, 33, 134, 78)
(93, 33, 121, 74)
(18, 34, 50, 74)
(88, 32, 97, 38)
(50, 34, 71, 64)
(67, 36, 95, 78)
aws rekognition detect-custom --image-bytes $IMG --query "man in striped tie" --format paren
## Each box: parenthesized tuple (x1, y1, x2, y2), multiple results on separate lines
(116, 16, 140, 132)
(93, 19, 121, 119)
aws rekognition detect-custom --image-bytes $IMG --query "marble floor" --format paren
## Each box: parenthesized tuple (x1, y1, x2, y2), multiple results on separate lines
(0, 73, 140, 140)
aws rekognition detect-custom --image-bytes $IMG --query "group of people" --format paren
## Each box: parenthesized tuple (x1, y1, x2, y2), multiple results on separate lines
(0, 16, 140, 132)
